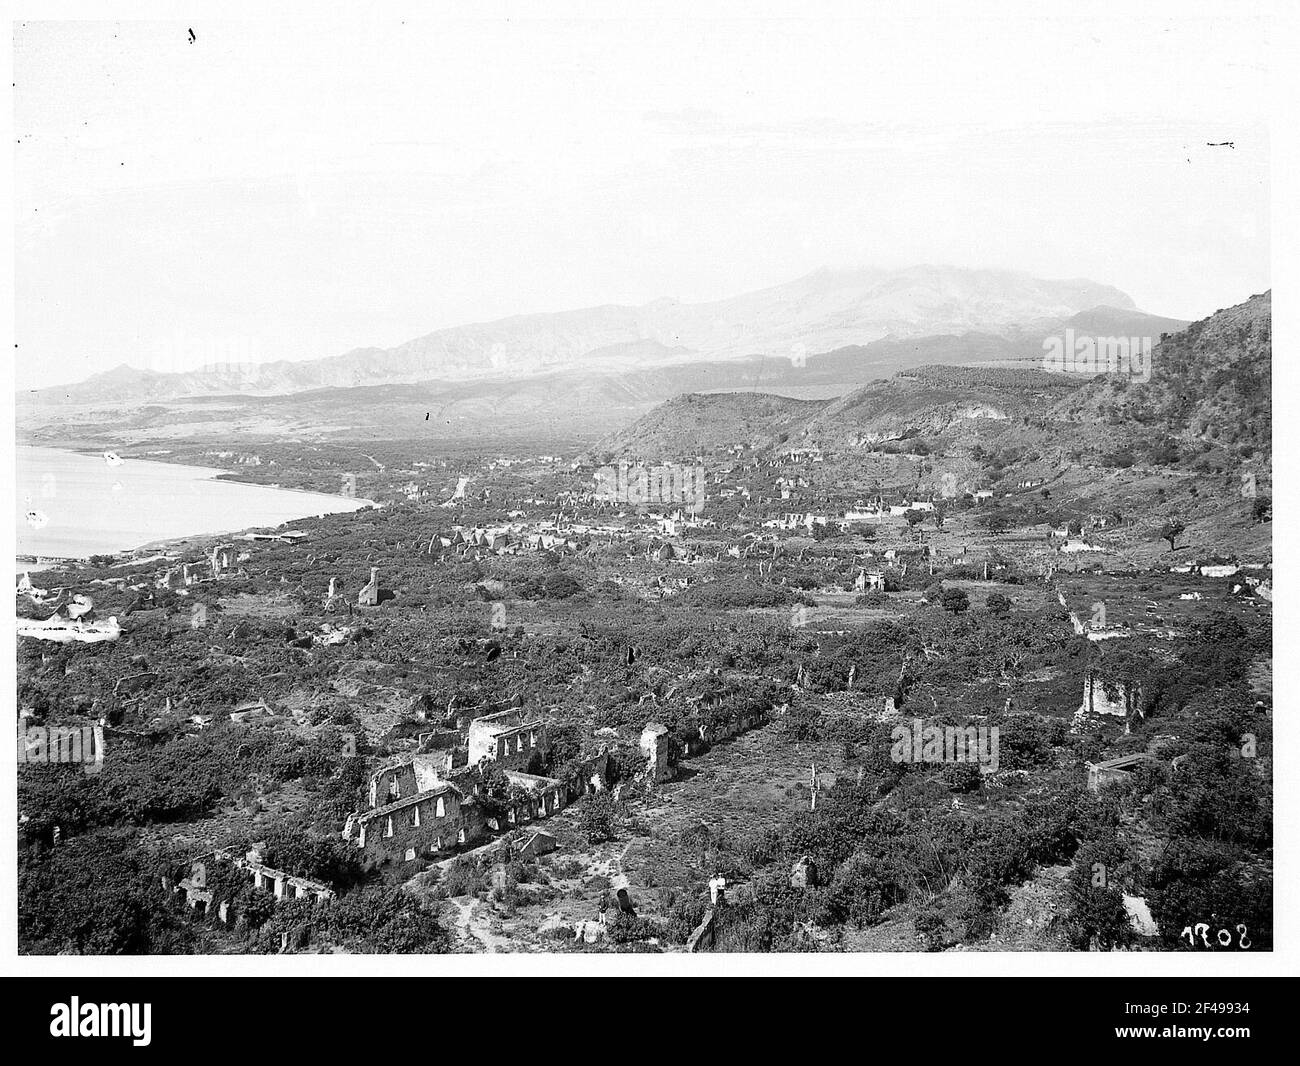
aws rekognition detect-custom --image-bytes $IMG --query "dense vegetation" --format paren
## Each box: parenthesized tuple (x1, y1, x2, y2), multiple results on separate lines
(16, 296, 1272, 953)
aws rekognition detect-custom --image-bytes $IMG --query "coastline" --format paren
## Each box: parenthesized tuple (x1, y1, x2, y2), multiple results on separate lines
(16, 444, 376, 569)
(58, 443, 381, 505)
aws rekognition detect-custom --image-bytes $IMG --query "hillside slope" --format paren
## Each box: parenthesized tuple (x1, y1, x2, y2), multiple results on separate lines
(1051, 292, 1271, 455)
(600, 392, 825, 458)
(798, 366, 1082, 449)
(603, 293, 1270, 481)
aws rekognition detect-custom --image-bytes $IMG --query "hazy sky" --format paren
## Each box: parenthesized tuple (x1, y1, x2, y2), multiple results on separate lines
(14, 12, 1270, 389)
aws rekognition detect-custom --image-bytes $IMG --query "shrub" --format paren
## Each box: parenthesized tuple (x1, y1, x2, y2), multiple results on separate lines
(579, 792, 618, 844)
(940, 588, 970, 614)
(985, 592, 1011, 615)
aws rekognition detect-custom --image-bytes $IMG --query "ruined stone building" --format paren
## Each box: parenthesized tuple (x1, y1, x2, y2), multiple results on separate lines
(1086, 753, 1158, 792)
(493, 770, 567, 828)
(367, 752, 448, 807)
(1077, 670, 1143, 721)
(349, 780, 473, 862)
(357, 567, 381, 607)
(171, 846, 334, 921)
(640, 722, 672, 783)
(341, 746, 608, 866)
(209, 544, 235, 580)
(467, 709, 544, 769)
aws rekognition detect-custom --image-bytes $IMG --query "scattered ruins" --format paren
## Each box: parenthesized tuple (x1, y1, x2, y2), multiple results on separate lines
(1086, 753, 1158, 792)
(1077, 670, 1143, 721)
(341, 743, 611, 865)
(170, 845, 335, 921)
(639, 722, 672, 783)
(358, 567, 381, 607)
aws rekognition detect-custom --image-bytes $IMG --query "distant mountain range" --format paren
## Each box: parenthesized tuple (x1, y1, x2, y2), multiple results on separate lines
(25, 266, 1181, 405)
(600, 293, 1270, 466)
(17, 266, 1198, 445)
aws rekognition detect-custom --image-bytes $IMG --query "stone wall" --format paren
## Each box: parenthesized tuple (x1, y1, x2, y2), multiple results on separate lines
(686, 908, 717, 953)
(352, 787, 474, 864)
(1079, 673, 1142, 719)
(640, 724, 672, 783)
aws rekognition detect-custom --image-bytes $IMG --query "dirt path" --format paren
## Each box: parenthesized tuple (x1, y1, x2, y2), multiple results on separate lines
(612, 839, 635, 880)
(401, 860, 513, 953)
(446, 897, 511, 953)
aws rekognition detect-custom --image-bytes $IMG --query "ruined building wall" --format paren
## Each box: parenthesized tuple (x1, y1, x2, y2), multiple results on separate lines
(467, 710, 543, 769)
(354, 789, 473, 864)
(640, 725, 672, 783)
(1080, 673, 1142, 719)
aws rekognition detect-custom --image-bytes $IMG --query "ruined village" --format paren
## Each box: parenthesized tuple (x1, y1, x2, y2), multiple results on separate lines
(12, 15, 1275, 965)
(16, 295, 1274, 954)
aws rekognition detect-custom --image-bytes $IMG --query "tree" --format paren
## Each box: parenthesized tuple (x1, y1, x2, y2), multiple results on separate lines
(540, 723, 583, 774)
(541, 571, 583, 599)
(819, 850, 903, 928)
(1065, 883, 1134, 951)
(914, 907, 948, 951)
(995, 714, 1060, 770)
(985, 592, 1011, 615)
(579, 791, 617, 844)
(476, 764, 512, 818)
(19, 830, 196, 955)
(263, 824, 363, 888)
(1063, 838, 1135, 951)
(1160, 519, 1186, 552)
(1252, 495, 1271, 523)
(326, 887, 450, 953)
(940, 588, 970, 615)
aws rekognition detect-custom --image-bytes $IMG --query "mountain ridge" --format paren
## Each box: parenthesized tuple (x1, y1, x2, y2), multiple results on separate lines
(598, 292, 1269, 466)
(25, 265, 1155, 405)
